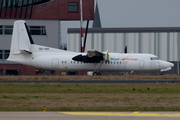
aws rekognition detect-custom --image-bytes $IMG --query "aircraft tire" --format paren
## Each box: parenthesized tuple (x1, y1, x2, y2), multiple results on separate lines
(92, 72, 99, 76)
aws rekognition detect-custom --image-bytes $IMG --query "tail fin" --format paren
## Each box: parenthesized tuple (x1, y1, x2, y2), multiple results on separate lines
(10, 20, 34, 53)
(7, 20, 34, 61)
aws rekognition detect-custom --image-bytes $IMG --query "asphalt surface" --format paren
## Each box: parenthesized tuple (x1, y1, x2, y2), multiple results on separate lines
(0, 80, 180, 83)
(0, 112, 180, 120)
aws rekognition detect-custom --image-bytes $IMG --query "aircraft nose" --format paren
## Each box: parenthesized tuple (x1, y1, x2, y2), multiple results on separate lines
(161, 61, 174, 68)
(170, 63, 174, 67)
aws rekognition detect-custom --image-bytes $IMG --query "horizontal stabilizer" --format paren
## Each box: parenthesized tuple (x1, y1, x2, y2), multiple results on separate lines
(22, 50, 32, 54)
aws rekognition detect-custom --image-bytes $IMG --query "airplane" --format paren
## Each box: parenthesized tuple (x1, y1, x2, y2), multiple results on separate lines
(7, 20, 174, 75)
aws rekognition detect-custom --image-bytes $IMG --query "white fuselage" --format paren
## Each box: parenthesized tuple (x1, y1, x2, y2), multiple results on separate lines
(6, 20, 174, 73)
(8, 45, 173, 72)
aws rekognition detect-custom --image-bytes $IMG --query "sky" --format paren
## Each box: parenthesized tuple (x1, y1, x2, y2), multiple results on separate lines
(61, 0, 180, 44)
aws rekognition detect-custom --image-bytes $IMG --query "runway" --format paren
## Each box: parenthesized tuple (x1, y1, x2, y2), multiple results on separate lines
(0, 80, 180, 83)
(1, 112, 180, 120)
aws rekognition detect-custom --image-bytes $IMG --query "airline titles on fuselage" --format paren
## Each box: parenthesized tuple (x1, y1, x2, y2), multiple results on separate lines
(125, 58, 138, 61)
(121, 56, 138, 61)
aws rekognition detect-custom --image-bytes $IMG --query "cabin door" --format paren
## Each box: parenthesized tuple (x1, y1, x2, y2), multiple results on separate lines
(139, 60, 144, 69)
(52, 59, 59, 68)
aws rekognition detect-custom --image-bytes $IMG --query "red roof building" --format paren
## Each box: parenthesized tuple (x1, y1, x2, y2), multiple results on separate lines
(0, 0, 94, 75)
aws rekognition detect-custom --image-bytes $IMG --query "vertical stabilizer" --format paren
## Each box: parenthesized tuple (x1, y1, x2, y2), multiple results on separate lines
(18, 21, 33, 53)
(7, 20, 34, 61)
(10, 20, 20, 52)
(10, 20, 34, 53)
(10, 20, 33, 53)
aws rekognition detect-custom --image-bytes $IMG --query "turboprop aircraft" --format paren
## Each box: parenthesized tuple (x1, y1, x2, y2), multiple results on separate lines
(7, 20, 174, 75)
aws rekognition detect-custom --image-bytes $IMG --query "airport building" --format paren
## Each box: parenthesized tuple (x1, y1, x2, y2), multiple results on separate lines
(0, 0, 94, 75)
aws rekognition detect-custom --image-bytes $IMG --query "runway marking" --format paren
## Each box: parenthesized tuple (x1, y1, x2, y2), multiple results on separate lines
(59, 111, 180, 117)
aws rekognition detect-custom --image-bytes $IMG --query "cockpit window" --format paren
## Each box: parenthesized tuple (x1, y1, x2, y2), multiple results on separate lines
(150, 57, 154, 60)
(150, 57, 159, 60)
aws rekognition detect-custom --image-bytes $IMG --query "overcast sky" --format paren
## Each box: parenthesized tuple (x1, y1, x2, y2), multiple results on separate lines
(61, 0, 180, 44)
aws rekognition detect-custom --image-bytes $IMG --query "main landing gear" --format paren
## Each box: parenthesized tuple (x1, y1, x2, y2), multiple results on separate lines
(92, 71, 103, 75)
(92, 62, 103, 75)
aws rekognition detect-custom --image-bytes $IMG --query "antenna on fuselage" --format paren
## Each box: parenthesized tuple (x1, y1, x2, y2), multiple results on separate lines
(124, 45, 127, 53)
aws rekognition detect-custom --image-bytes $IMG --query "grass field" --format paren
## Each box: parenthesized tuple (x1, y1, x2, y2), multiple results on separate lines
(0, 81, 180, 111)
(0, 74, 180, 81)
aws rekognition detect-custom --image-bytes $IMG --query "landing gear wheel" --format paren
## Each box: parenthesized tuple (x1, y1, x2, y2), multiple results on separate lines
(97, 71, 103, 75)
(92, 72, 98, 75)
(92, 71, 103, 76)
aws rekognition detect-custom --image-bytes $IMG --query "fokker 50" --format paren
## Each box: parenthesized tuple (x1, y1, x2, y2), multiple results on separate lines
(7, 20, 174, 75)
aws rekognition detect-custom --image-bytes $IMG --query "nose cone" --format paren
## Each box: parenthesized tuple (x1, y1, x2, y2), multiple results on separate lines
(170, 63, 174, 67)
(161, 61, 174, 68)
(160, 61, 174, 72)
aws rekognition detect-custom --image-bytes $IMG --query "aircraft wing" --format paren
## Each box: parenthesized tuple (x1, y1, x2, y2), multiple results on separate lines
(72, 50, 105, 63)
